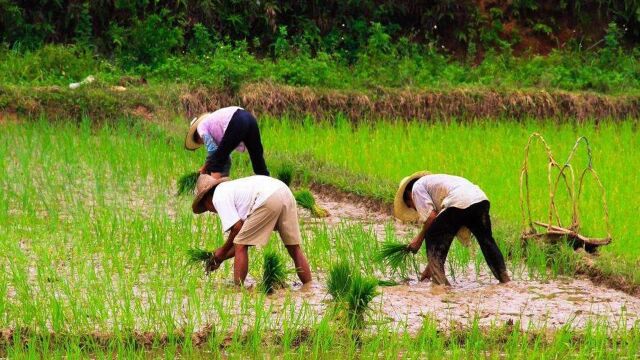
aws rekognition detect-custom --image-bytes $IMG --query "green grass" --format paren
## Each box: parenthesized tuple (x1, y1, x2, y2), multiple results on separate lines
(1, 118, 639, 356)
(2, 44, 640, 95)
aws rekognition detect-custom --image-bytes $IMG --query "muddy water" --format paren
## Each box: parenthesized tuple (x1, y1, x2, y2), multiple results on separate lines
(282, 190, 640, 332)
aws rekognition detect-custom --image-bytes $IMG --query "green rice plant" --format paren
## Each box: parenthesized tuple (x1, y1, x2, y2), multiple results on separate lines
(259, 250, 290, 294)
(374, 240, 419, 277)
(326, 260, 352, 300)
(177, 171, 199, 196)
(294, 189, 329, 218)
(185, 248, 212, 264)
(375, 241, 411, 268)
(275, 164, 294, 186)
(346, 274, 379, 329)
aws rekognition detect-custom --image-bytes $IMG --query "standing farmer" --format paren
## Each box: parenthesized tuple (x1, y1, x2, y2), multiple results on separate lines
(192, 174, 312, 286)
(394, 171, 510, 286)
(185, 106, 269, 178)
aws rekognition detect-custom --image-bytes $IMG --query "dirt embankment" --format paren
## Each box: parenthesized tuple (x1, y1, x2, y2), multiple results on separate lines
(2, 82, 639, 123)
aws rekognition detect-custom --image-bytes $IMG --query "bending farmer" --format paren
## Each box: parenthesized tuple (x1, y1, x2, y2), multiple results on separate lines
(192, 174, 312, 286)
(394, 171, 510, 286)
(185, 106, 269, 178)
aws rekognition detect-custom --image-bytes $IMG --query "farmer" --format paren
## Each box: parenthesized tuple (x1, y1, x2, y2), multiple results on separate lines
(192, 174, 312, 286)
(185, 106, 269, 178)
(394, 171, 511, 286)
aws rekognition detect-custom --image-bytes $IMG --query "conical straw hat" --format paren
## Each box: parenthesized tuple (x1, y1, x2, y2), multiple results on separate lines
(185, 114, 208, 150)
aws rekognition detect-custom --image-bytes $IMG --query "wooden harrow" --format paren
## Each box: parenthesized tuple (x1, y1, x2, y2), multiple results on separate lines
(519, 133, 612, 253)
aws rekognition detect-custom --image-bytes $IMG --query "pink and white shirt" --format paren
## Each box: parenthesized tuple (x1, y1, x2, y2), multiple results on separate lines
(196, 106, 246, 153)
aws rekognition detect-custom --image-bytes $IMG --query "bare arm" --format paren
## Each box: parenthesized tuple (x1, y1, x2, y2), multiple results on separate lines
(207, 220, 244, 271)
(217, 220, 243, 258)
(408, 210, 437, 254)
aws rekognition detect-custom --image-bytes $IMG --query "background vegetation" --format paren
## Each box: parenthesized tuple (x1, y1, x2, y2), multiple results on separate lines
(1, 1, 640, 94)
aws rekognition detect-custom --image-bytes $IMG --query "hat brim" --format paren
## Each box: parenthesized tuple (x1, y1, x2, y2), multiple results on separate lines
(192, 177, 229, 214)
(185, 114, 207, 151)
(393, 170, 431, 222)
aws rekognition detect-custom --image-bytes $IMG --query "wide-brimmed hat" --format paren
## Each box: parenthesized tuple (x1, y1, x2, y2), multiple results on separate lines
(192, 174, 229, 214)
(185, 114, 208, 150)
(393, 170, 431, 222)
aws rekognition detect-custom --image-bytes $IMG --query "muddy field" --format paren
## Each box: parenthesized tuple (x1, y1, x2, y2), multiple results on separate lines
(278, 190, 640, 333)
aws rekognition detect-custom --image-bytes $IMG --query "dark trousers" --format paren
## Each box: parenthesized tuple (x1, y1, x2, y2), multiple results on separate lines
(424, 200, 509, 285)
(205, 109, 270, 176)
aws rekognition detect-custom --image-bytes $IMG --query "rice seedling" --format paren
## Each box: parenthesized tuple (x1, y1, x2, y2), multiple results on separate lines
(186, 248, 212, 264)
(259, 250, 290, 294)
(346, 274, 379, 328)
(294, 188, 329, 218)
(275, 164, 294, 186)
(327, 260, 352, 300)
(177, 171, 199, 196)
(374, 240, 419, 277)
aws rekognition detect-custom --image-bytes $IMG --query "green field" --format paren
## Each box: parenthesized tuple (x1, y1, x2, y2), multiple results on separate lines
(1, 118, 639, 357)
(262, 118, 638, 253)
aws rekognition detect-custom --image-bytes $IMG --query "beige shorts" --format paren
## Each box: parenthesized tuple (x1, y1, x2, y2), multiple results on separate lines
(234, 188, 301, 247)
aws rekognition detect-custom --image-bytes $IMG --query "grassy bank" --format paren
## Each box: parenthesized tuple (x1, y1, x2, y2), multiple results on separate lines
(2, 82, 640, 124)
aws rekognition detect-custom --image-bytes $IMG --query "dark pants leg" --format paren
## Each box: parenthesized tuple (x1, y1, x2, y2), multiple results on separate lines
(205, 110, 269, 176)
(424, 209, 462, 286)
(462, 201, 510, 283)
(242, 112, 269, 176)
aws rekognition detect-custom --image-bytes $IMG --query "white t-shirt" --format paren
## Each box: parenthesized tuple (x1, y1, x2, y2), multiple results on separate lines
(412, 174, 488, 222)
(211, 176, 287, 231)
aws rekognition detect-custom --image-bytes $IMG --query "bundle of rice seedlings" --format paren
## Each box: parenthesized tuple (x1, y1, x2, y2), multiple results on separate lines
(275, 164, 294, 186)
(346, 274, 379, 328)
(374, 240, 412, 269)
(259, 250, 290, 294)
(374, 240, 420, 277)
(327, 260, 352, 300)
(376, 279, 399, 287)
(294, 189, 329, 218)
(186, 248, 212, 264)
(177, 171, 199, 196)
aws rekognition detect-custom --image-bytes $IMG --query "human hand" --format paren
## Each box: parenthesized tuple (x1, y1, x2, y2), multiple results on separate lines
(205, 254, 221, 273)
(407, 240, 421, 254)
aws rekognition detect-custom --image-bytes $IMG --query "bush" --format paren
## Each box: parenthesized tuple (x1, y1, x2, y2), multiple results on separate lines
(110, 10, 184, 67)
